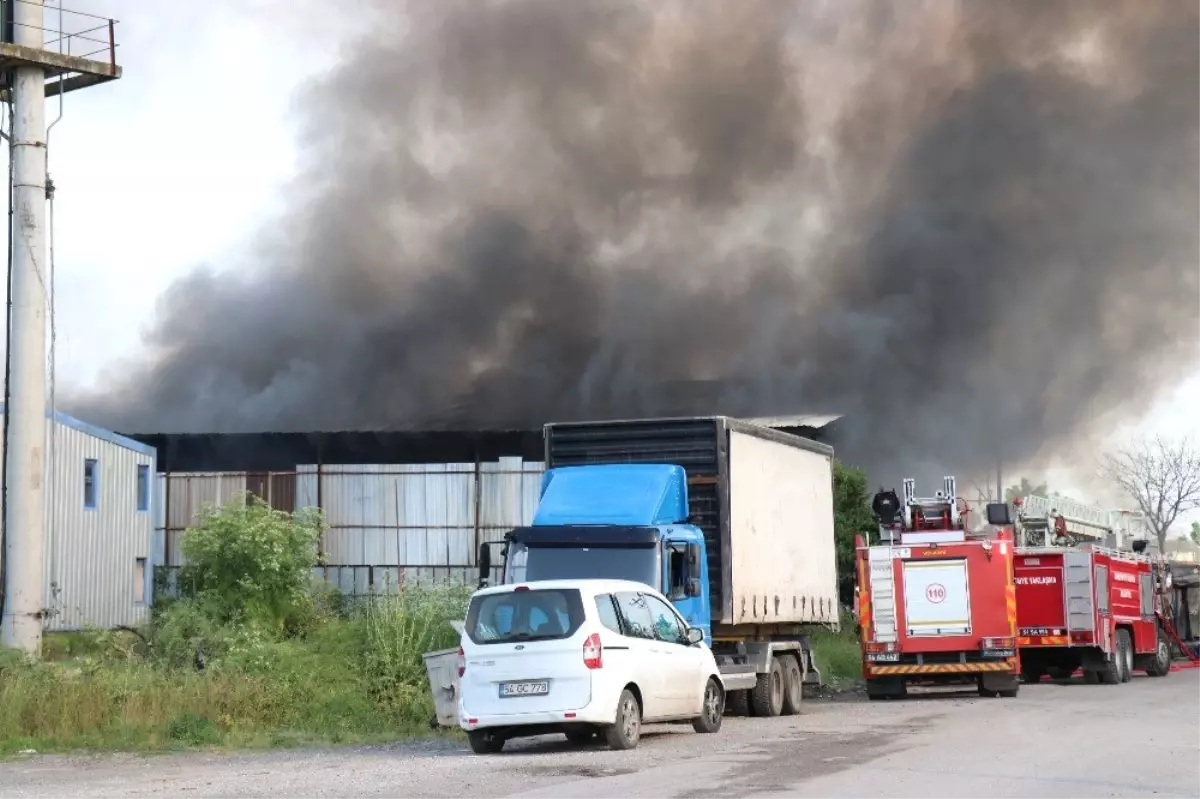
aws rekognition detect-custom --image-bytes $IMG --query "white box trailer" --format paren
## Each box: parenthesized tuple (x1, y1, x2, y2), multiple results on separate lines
(543, 416, 839, 716)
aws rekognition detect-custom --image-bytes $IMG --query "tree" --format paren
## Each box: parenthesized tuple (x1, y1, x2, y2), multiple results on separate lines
(833, 462, 876, 607)
(1101, 436, 1200, 553)
(1004, 478, 1049, 505)
(1190, 520, 1200, 546)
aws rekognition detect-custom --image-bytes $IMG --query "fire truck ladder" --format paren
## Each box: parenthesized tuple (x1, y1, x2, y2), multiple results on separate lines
(1018, 495, 1113, 544)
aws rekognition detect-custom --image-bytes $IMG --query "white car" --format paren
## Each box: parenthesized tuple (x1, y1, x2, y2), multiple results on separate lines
(457, 578, 725, 753)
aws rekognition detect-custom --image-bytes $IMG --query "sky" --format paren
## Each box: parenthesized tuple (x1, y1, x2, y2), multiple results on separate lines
(1, 1, 1198, 531)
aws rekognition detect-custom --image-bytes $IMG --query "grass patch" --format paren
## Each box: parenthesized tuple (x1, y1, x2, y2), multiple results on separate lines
(810, 613, 863, 685)
(0, 585, 470, 756)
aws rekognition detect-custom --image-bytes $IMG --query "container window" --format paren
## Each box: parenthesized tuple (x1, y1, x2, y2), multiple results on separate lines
(135, 558, 146, 604)
(465, 588, 584, 645)
(136, 464, 150, 512)
(84, 459, 98, 509)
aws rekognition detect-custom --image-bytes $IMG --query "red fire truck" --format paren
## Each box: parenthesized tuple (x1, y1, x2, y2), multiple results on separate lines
(1014, 496, 1176, 683)
(855, 477, 1021, 700)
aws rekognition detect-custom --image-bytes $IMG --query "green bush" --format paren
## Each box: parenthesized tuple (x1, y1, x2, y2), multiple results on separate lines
(177, 492, 325, 630)
(834, 461, 876, 606)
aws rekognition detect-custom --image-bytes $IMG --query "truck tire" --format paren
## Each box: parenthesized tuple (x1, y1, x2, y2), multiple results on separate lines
(1098, 651, 1121, 685)
(1083, 669, 1100, 685)
(726, 689, 750, 716)
(780, 654, 804, 716)
(1116, 629, 1133, 683)
(978, 674, 1019, 698)
(1145, 629, 1172, 677)
(604, 689, 642, 751)
(866, 677, 906, 700)
(692, 677, 725, 734)
(751, 656, 785, 717)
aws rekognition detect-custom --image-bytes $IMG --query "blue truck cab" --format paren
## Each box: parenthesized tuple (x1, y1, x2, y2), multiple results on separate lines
(483, 464, 714, 642)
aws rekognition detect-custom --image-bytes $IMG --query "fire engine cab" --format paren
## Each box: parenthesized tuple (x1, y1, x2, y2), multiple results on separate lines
(855, 477, 1021, 700)
(1014, 495, 1178, 684)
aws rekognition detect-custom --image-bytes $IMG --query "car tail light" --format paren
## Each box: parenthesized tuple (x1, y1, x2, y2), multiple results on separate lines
(456, 646, 465, 677)
(583, 633, 603, 670)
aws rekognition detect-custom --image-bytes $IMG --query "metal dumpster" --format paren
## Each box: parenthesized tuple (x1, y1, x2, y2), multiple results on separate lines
(423, 621, 465, 729)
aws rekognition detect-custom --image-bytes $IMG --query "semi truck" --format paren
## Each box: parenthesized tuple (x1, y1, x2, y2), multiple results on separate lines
(855, 478, 1021, 699)
(476, 416, 840, 718)
(1013, 496, 1182, 683)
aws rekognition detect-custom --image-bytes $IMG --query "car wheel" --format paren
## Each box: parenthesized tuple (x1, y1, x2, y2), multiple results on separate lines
(604, 689, 642, 751)
(692, 677, 725, 734)
(467, 730, 506, 755)
(780, 654, 804, 716)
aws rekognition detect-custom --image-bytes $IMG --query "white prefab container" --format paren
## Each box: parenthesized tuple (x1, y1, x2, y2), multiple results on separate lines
(727, 429, 838, 626)
(0, 405, 157, 630)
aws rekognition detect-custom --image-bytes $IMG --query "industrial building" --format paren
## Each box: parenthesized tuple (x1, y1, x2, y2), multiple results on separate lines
(127, 415, 840, 596)
(0, 405, 156, 630)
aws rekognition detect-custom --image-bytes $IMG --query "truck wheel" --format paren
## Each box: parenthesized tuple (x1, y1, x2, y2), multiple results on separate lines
(1145, 630, 1172, 677)
(467, 730, 506, 755)
(1098, 651, 1121, 685)
(751, 656, 785, 717)
(866, 677, 906, 700)
(1117, 629, 1134, 683)
(1083, 669, 1100, 685)
(604, 689, 642, 751)
(780, 654, 804, 716)
(726, 689, 750, 716)
(692, 677, 725, 734)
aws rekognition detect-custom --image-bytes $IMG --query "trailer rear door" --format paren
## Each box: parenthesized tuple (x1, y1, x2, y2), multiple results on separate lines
(902, 559, 971, 636)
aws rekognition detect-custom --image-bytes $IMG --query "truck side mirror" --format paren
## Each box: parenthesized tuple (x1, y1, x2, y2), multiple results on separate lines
(686, 543, 702, 573)
(985, 502, 1012, 526)
(685, 578, 702, 598)
(477, 543, 492, 588)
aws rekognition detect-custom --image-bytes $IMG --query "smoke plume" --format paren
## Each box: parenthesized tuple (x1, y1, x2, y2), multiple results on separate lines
(72, 0, 1199, 481)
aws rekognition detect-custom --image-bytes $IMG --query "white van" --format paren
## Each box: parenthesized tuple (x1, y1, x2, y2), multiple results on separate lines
(457, 578, 725, 753)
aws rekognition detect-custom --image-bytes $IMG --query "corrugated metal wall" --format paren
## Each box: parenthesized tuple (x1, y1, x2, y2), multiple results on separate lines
(157, 457, 545, 595)
(0, 411, 155, 631)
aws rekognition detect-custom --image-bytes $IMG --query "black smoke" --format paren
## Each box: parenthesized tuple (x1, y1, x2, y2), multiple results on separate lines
(72, 0, 1199, 482)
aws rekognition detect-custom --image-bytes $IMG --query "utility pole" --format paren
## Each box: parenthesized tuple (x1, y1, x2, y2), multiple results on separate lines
(0, 0, 121, 654)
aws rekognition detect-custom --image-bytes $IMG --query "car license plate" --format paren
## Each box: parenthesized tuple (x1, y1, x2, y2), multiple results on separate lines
(868, 652, 900, 662)
(499, 680, 550, 698)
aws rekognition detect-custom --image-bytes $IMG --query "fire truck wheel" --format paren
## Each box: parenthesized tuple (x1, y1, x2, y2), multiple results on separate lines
(1083, 669, 1100, 685)
(751, 657, 785, 717)
(780, 655, 804, 716)
(1116, 629, 1134, 683)
(1145, 630, 1172, 677)
(866, 677, 906, 700)
(1098, 651, 1121, 685)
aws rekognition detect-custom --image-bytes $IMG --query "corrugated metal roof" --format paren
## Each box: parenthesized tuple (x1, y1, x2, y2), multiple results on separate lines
(744, 414, 843, 429)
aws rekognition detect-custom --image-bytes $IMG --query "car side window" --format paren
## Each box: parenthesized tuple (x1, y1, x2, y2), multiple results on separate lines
(613, 591, 657, 640)
(594, 593, 623, 634)
(644, 594, 687, 645)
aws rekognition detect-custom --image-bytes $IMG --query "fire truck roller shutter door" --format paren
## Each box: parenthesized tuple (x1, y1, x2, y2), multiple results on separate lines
(903, 559, 971, 637)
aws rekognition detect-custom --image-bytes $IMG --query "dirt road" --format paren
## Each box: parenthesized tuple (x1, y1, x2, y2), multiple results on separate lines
(3, 672, 1197, 798)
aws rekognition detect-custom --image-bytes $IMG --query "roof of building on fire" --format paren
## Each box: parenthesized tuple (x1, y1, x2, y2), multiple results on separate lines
(119, 413, 842, 472)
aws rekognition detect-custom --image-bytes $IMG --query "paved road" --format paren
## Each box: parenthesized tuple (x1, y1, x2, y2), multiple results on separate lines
(3, 672, 1198, 798)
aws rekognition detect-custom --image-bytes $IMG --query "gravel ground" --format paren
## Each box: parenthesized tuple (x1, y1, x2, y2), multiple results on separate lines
(2, 671, 1197, 798)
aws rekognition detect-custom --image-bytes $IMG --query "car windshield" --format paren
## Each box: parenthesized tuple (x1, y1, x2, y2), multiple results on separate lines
(517, 545, 659, 589)
(465, 588, 585, 645)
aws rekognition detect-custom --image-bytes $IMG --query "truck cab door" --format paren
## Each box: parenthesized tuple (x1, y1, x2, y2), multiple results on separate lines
(664, 539, 710, 640)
